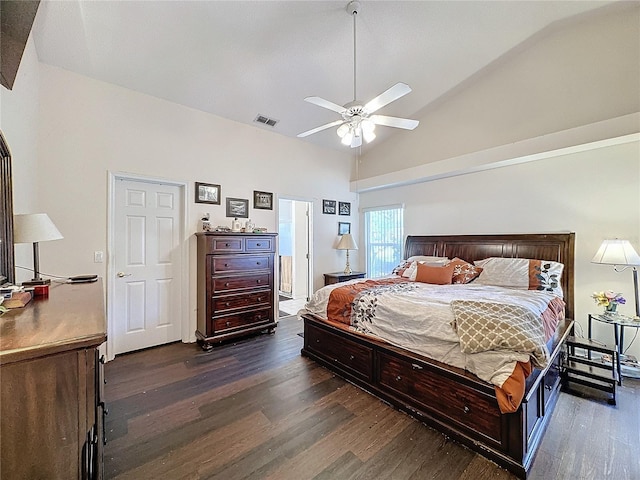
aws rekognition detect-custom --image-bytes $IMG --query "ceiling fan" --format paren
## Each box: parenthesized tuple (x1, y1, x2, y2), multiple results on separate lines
(297, 1, 419, 148)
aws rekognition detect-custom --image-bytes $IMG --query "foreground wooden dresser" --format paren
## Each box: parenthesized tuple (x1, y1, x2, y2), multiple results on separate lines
(0, 280, 107, 479)
(196, 232, 278, 349)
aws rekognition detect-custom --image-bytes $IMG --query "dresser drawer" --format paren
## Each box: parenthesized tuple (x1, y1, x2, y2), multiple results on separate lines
(211, 255, 271, 274)
(212, 309, 271, 333)
(204, 236, 244, 253)
(246, 236, 274, 252)
(378, 352, 502, 443)
(213, 290, 271, 314)
(213, 273, 271, 292)
(305, 324, 373, 381)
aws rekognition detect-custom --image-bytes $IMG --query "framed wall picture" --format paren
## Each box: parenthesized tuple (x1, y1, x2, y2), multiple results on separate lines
(195, 182, 221, 204)
(226, 197, 249, 218)
(338, 222, 351, 235)
(253, 190, 273, 210)
(323, 199, 336, 214)
(338, 201, 351, 216)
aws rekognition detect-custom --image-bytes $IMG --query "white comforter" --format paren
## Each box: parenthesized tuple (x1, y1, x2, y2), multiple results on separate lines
(299, 279, 558, 388)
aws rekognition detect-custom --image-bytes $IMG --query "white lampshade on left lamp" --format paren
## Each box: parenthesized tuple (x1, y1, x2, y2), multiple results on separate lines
(336, 233, 358, 275)
(14, 213, 63, 285)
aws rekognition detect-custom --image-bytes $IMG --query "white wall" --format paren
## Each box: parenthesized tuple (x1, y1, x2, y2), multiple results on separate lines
(359, 2, 639, 180)
(359, 140, 640, 359)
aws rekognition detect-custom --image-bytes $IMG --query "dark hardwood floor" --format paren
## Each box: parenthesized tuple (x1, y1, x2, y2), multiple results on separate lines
(104, 316, 640, 480)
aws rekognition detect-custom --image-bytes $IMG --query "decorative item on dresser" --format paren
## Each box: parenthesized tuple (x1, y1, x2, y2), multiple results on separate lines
(0, 280, 107, 479)
(301, 233, 575, 479)
(196, 232, 278, 350)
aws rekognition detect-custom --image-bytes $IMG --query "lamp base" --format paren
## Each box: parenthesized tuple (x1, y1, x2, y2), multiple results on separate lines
(22, 278, 51, 286)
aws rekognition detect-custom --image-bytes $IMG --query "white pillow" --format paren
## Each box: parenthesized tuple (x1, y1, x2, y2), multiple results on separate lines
(474, 257, 564, 297)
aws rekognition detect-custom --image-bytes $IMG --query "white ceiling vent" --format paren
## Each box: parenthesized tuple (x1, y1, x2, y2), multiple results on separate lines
(254, 114, 279, 127)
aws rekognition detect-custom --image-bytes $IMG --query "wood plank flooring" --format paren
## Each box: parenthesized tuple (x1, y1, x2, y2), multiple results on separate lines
(104, 316, 640, 480)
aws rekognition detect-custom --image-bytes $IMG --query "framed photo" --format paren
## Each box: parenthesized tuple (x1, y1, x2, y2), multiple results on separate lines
(253, 190, 273, 210)
(226, 197, 249, 218)
(195, 182, 221, 204)
(338, 222, 351, 235)
(338, 201, 351, 216)
(323, 199, 336, 215)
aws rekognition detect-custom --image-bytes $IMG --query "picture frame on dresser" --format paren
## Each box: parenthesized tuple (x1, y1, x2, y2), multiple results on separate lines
(226, 197, 249, 218)
(195, 182, 221, 204)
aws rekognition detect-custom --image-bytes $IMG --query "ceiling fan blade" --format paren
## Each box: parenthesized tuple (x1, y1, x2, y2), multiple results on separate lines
(369, 115, 419, 130)
(297, 119, 345, 138)
(304, 96, 346, 114)
(364, 83, 412, 114)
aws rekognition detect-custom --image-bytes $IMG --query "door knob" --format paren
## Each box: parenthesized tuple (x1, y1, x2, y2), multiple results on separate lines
(117, 272, 132, 278)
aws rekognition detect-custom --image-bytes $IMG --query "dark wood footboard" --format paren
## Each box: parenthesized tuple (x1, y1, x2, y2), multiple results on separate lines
(301, 313, 573, 479)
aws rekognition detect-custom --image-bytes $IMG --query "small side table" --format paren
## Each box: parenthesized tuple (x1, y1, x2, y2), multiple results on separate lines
(588, 313, 640, 385)
(324, 271, 366, 286)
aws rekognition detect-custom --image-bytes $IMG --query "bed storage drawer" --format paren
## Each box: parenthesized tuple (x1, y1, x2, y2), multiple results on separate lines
(305, 324, 373, 381)
(377, 352, 502, 443)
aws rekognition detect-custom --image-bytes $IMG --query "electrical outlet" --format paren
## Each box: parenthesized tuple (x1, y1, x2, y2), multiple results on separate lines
(94, 251, 104, 263)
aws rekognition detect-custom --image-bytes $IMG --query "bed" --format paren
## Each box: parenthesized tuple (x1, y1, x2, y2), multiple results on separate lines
(300, 233, 575, 479)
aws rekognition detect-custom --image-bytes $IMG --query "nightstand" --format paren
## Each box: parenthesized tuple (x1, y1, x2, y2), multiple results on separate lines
(324, 271, 366, 286)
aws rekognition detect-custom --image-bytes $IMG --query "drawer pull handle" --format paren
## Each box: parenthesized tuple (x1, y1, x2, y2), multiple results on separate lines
(257, 243, 262, 247)
(225, 283, 230, 287)
(257, 297, 263, 302)
(463, 406, 470, 414)
(225, 243, 230, 247)
(411, 363, 423, 370)
(256, 315, 262, 320)
(100, 355, 106, 364)
(316, 339, 320, 343)
(257, 279, 262, 284)
(349, 355, 355, 361)
(225, 302, 230, 307)
(545, 384, 552, 391)
(395, 375, 402, 382)
(226, 321, 231, 327)
(257, 262, 261, 265)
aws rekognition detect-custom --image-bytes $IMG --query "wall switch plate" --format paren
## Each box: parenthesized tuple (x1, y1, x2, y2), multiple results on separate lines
(94, 251, 104, 263)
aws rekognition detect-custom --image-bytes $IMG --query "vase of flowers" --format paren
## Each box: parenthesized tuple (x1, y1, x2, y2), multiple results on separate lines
(592, 290, 626, 316)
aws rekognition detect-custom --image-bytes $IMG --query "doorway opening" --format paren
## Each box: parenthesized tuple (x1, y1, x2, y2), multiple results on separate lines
(277, 198, 313, 317)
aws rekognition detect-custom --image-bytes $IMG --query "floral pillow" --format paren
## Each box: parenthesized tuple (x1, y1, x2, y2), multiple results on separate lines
(392, 257, 449, 280)
(447, 258, 483, 284)
(474, 257, 564, 297)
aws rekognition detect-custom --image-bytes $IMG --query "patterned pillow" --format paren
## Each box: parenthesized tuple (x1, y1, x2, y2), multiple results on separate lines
(448, 258, 483, 284)
(474, 257, 564, 297)
(392, 260, 412, 276)
(393, 257, 449, 279)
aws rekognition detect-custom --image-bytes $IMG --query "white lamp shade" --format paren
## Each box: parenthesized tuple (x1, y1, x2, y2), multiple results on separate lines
(336, 233, 358, 251)
(14, 214, 64, 244)
(591, 239, 640, 266)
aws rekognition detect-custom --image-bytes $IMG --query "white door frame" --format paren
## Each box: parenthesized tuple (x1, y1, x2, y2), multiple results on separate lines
(276, 195, 314, 302)
(106, 171, 189, 360)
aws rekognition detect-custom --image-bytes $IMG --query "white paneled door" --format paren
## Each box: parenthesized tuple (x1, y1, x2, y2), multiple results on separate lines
(113, 179, 183, 354)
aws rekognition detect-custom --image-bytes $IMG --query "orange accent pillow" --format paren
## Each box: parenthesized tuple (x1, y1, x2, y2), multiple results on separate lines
(448, 257, 483, 284)
(414, 262, 454, 285)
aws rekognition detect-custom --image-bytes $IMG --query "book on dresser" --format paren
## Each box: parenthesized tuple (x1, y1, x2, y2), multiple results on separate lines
(196, 232, 278, 350)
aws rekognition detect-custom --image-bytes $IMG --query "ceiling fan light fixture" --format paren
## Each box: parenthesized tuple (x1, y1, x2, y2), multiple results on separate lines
(337, 123, 350, 138)
(341, 130, 354, 145)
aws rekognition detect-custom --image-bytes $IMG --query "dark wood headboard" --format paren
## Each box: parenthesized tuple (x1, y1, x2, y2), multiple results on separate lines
(404, 233, 576, 320)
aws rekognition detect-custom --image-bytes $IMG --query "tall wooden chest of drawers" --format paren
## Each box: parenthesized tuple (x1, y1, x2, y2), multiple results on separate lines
(196, 232, 278, 349)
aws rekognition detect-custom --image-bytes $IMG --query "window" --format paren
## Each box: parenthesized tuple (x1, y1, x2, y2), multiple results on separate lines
(364, 205, 403, 278)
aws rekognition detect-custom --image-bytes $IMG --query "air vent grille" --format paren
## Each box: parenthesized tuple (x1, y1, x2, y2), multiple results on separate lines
(254, 114, 278, 127)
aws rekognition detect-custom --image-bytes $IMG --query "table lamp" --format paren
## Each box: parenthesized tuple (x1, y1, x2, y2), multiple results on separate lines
(14, 213, 63, 286)
(336, 233, 358, 275)
(591, 239, 640, 318)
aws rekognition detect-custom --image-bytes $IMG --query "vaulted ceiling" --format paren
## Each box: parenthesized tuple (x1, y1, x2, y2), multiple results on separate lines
(31, 0, 615, 152)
